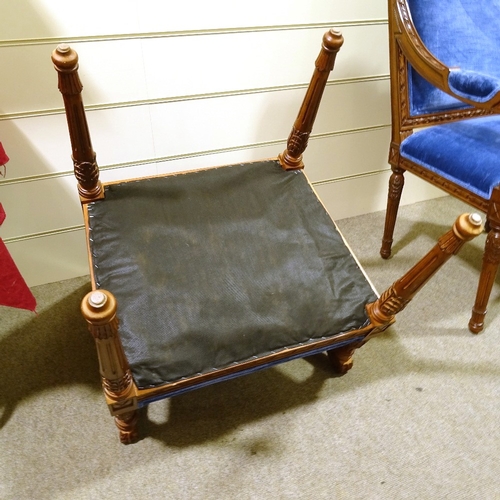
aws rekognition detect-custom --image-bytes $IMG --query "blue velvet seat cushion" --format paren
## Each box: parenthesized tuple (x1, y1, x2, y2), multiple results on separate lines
(400, 115, 500, 199)
(87, 160, 378, 389)
(407, 0, 500, 115)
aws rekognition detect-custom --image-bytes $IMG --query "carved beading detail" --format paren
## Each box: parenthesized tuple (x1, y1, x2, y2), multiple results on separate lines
(397, 45, 411, 126)
(396, 0, 447, 73)
(400, 157, 489, 212)
(404, 106, 491, 129)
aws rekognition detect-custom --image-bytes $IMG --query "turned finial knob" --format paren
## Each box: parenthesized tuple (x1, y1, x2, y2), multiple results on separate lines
(469, 213, 482, 227)
(81, 289, 117, 326)
(89, 291, 108, 308)
(56, 43, 71, 54)
(51, 43, 79, 71)
(453, 213, 484, 241)
(322, 29, 344, 52)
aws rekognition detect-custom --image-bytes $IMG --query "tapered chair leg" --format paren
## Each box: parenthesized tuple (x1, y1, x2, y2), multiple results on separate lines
(469, 228, 500, 333)
(327, 344, 360, 375)
(115, 410, 140, 444)
(81, 290, 139, 444)
(381, 165, 405, 259)
(328, 213, 483, 374)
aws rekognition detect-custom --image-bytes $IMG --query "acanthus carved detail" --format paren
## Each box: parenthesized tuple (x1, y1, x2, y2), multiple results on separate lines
(74, 159, 100, 191)
(483, 231, 500, 264)
(388, 170, 405, 200)
(377, 286, 411, 317)
(286, 128, 310, 158)
(103, 369, 134, 395)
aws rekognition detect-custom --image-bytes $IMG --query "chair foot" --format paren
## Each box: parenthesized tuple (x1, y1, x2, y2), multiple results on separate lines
(327, 345, 357, 375)
(380, 243, 392, 260)
(468, 310, 485, 334)
(468, 222, 500, 335)
(115, 410, 139, 444)
(380, 164, 405, 261)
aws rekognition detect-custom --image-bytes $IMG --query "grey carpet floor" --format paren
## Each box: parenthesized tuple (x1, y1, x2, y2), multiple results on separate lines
(1, 196, 499, 499)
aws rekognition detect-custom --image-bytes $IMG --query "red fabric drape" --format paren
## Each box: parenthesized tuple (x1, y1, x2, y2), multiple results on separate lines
(0, 142, 9, 165)
(0, 143, 37, 312)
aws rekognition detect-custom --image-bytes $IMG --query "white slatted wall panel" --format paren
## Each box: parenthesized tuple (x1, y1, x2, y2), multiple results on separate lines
(0, 0, 444, 286)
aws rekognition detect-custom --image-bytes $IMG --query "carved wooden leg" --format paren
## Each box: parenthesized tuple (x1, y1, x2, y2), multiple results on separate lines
(469, 228, 500, 333)
(52, 44, 104, 203)
(380, 164, 405, 259)
(81, 290, 139, 444)
(279, 30, 344, 170)
(327, 344, 359, 375)
(115, 410, 140, 444)
(368, 213, 484, 326)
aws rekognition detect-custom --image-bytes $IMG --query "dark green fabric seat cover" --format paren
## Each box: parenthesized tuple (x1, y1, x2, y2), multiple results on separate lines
(87, 160, 377, 389)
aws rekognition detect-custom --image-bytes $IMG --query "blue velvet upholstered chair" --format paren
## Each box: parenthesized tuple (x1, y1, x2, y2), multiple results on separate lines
(381, 0, 500, 333)
(52, 30, 482, 443)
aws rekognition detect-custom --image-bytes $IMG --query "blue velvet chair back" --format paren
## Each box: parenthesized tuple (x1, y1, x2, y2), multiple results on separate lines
(408, 0, 500, 116)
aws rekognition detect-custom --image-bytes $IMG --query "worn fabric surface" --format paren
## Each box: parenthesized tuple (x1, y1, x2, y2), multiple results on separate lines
(87, 160, 377, 389)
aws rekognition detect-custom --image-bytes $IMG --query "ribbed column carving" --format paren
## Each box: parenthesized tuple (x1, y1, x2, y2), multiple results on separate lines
(279, 29, 344, 170)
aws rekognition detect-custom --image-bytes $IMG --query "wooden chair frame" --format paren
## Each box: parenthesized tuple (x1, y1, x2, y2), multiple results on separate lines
(53, 30, 482, 443)
(381, 0, 500, 333)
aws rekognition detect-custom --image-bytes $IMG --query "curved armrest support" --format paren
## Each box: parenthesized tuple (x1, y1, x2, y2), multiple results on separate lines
(393, 0, 500, 110)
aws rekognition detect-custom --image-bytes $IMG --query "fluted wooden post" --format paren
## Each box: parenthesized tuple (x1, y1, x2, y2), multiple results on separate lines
(52, 44, 103, 203)
(81, 290, 139, 444)
(368, 213, 484, 327)
(279, 29, 344, 170)
(469, 185, 500, 333)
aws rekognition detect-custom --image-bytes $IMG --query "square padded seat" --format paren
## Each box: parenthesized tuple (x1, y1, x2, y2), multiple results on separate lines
(53, 32, 482, 443)
(400, 115, 500, 199)
(87, 160, 378, 390)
